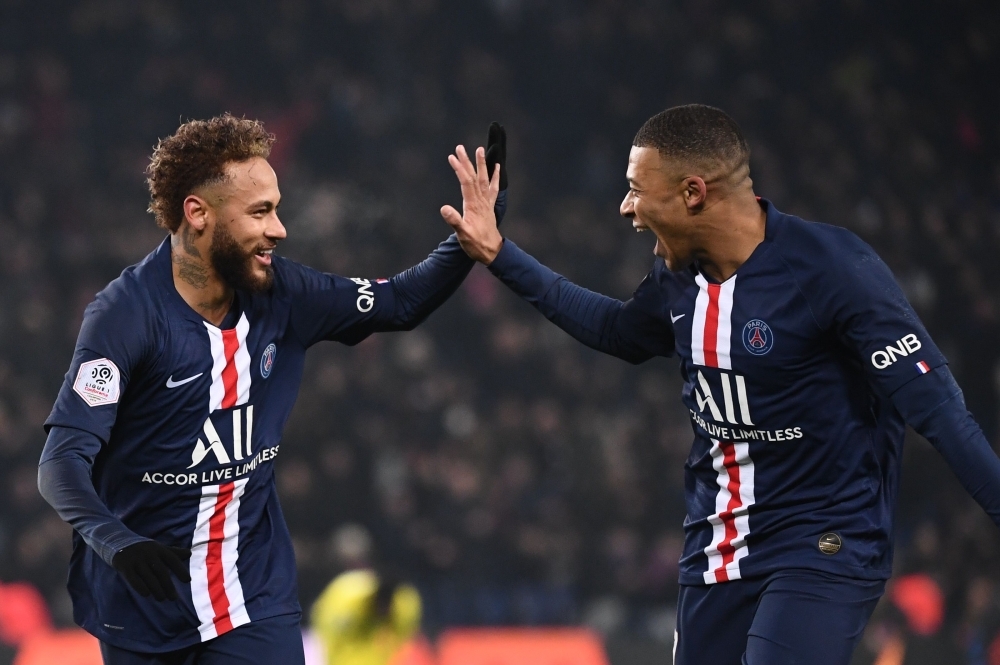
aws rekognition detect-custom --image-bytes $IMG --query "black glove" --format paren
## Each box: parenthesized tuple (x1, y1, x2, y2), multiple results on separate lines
(112, 540, 192, 601)
(485, 121, 507, 191)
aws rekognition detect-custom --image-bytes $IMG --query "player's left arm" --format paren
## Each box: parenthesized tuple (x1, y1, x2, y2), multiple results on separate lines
(287, 125, 507, 348)
(816, 231, 1000, 525)
(891, 366, 1000, 525)
(381, 123, 509, 334)
(379, 187, 507, 332)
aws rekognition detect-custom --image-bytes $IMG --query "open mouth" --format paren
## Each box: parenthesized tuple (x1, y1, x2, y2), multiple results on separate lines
(254, 248, 274, 266)
(632, 221, 649, 233)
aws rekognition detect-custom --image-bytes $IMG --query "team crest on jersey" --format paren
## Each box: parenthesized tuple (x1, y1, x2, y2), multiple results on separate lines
(260, 344, 276, 379)
(742, 319, 774, 356)
(73, 358, 121, 406)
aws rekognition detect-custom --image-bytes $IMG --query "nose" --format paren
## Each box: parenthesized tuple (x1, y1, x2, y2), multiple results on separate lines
(620, 190, 635, 218)
(267, 213, 287, 241)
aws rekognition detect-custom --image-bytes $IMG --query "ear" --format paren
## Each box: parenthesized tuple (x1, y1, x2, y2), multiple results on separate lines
(682, 176, 708, 210)
(182, 194, 211, 232)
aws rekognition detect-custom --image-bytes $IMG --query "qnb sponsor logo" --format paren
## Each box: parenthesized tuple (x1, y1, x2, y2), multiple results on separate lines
(871, 334, 922, 369)
(351, 278, 375, 312)
(189, 407, 254, 469)
(694, 370, 754, 426)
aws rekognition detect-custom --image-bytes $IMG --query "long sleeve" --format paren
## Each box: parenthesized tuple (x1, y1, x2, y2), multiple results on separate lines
(380, 190, 509, 331)
(38, 426, 147, 565)
(288, 191, 508, 347)
(892, 366, 1000, 526)
(486, 238, 674, 364)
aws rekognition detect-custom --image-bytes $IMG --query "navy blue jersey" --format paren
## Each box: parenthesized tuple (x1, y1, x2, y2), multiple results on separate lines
(42, 221, 485, 651)
(486, 199, 998, 586)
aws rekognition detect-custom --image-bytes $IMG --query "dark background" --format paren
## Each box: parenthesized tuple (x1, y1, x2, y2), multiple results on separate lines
(1, 0, 999, 662)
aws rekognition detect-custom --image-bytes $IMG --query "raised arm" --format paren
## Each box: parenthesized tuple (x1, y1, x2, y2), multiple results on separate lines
(380, 188, 506, 332)
(486, 240, 673, 363)
(381, 124, 508, 331)
(289, 126, 508, 347)
(439, 137, 674, 363)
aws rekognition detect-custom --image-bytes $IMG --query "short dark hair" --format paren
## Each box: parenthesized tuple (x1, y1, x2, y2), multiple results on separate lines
(633, 104, 750, 177)
(146, 114, 275, 232)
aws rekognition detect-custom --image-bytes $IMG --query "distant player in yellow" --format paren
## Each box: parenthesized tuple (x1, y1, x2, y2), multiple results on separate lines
(311, 569, 423, 665)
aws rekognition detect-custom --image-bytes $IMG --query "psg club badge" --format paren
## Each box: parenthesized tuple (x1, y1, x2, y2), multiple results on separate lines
(260, 343, 276, 379)
(742, 319, 774, 356)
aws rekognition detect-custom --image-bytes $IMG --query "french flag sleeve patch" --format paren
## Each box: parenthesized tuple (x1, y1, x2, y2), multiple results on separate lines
(915, 360, 931, 375)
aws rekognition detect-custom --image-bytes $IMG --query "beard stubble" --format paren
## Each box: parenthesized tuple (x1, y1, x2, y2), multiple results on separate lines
(210, 223, 274, 293)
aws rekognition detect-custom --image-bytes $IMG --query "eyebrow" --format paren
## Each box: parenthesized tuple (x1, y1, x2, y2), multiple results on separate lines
(247, 199, 280, 212)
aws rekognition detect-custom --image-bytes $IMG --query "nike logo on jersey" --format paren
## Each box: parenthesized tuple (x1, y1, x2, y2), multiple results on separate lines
(166, 373, 204, 389)
(670, 311, 686, 323)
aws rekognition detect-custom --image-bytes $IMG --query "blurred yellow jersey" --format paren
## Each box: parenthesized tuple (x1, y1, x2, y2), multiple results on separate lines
(310, 570, 422, 665)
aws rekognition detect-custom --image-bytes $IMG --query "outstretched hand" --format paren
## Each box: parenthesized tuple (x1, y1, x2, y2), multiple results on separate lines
(440, 144, 504, 264)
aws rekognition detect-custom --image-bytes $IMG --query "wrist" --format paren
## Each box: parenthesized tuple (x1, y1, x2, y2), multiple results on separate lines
(483, 236, 504, 265)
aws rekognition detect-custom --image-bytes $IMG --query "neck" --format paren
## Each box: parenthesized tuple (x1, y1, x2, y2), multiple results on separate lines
(691, 189, 766, 282)
(170, 234, 232, 326)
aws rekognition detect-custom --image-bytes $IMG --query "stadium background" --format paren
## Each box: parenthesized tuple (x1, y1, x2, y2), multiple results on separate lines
(1, 0, 999, 663)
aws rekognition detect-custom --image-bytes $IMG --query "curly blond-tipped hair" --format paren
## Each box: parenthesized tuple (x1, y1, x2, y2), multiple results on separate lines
(146, 114, 275, 232)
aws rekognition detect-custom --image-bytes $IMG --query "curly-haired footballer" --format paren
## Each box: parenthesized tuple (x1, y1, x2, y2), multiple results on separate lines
(39, 115, 507, 664)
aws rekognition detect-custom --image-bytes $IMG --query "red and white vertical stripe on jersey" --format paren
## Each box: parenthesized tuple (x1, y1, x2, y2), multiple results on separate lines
(190, 478, 251, 641)
(703, 439, 756, 584)
(691, 274, 736, 369)
(205, 314, 252, 412)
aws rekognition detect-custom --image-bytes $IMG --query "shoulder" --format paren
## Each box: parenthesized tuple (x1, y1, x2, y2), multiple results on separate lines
(771, 210, 886, 284)
(768, 207, 904, 329)
(91, 267, 149, 321)
(774, 211, 870, 260)
(271, 254, 331, 296)
(271, 254, 376, 302)
(82, 248, 163, 341)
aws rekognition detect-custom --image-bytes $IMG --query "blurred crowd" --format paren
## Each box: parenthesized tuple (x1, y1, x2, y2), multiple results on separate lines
(0, 0, 999, 662)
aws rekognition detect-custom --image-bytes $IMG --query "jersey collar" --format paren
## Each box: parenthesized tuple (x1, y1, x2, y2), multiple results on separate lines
(690, 197, 782, 284)
(152, 237, 243, 327)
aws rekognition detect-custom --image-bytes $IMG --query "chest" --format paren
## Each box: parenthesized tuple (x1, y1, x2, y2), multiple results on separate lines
(135, 306, 296, 413)
(670, 266, 830, 387)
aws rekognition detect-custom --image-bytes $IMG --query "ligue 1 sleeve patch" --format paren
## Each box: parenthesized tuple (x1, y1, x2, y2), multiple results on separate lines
(73, 358, 121, 406)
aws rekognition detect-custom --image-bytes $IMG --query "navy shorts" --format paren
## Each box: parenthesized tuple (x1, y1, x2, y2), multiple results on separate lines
(99, 613, 305, 665)
(673, 569, 884, 665)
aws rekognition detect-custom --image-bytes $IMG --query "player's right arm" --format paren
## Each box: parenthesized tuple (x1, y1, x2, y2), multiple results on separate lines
(439, 143, 674, 363)
(485, 240, 675, 363)
(39, 286, 190, 600)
